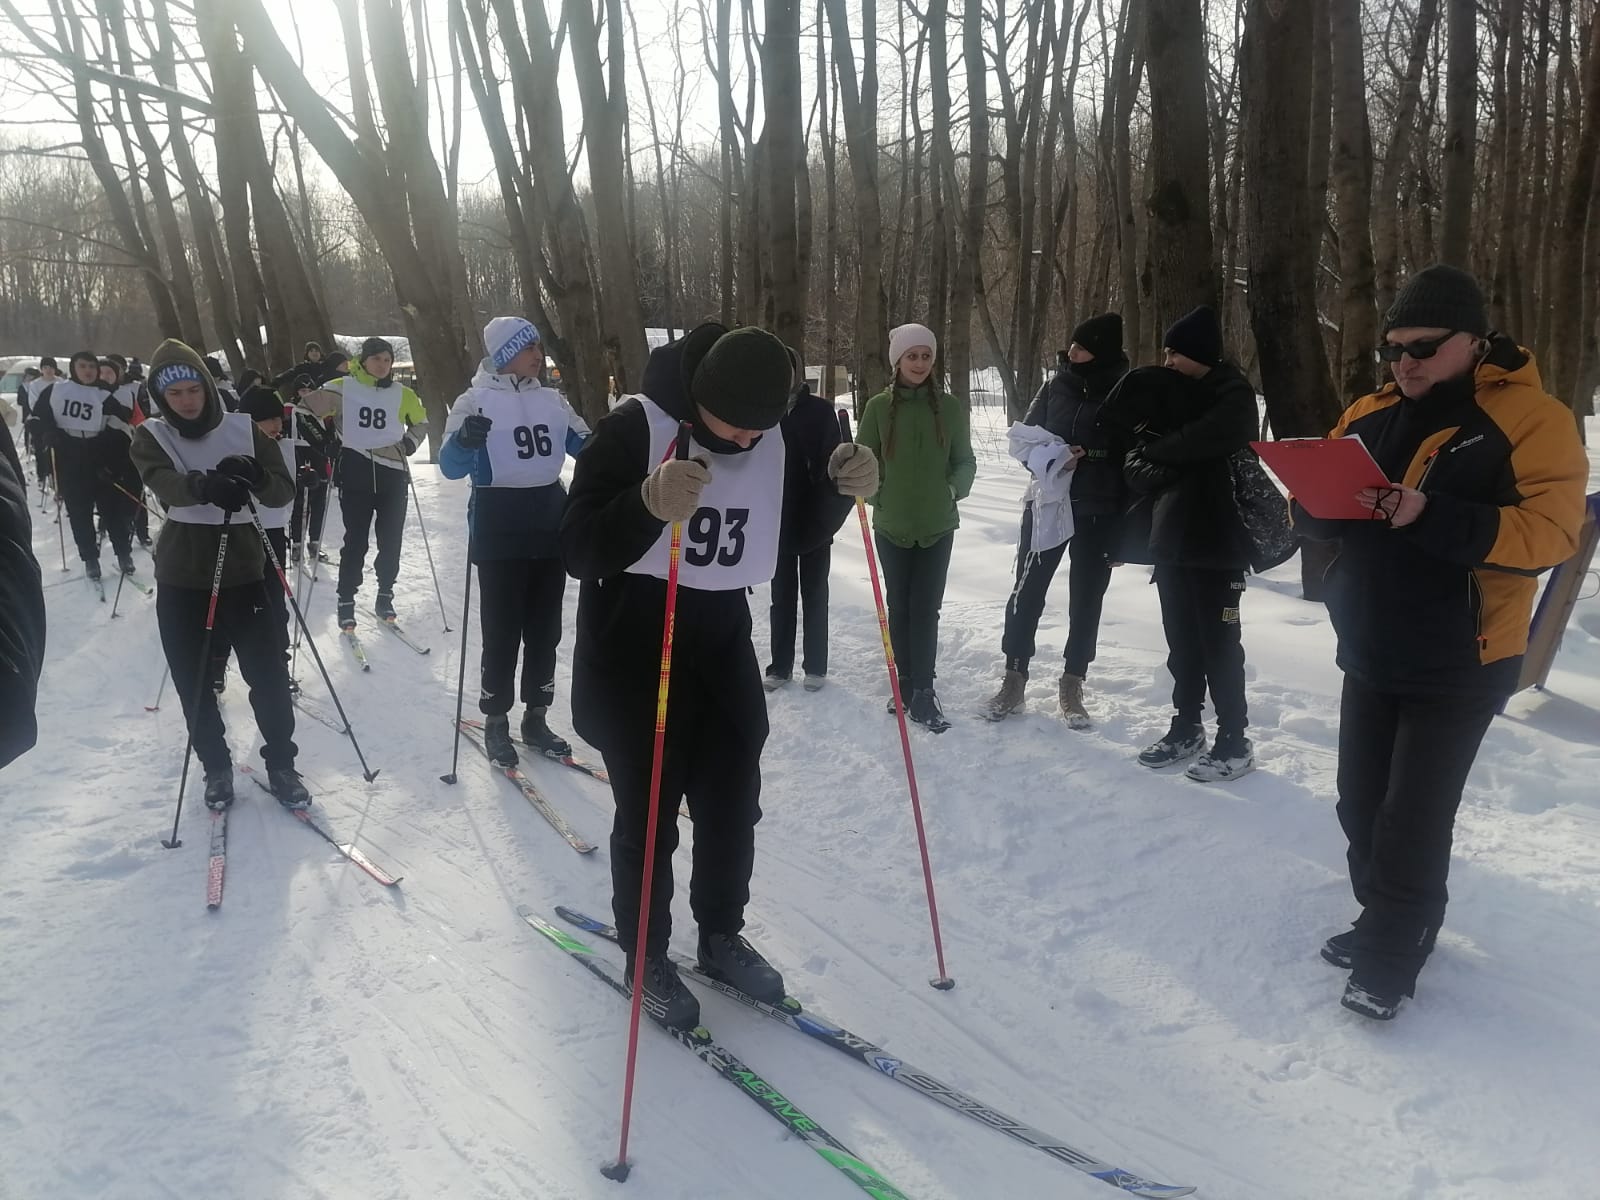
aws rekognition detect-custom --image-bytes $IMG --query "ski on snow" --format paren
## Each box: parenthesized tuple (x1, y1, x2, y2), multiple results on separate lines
(341, 627, 372, 671)
(240, 769, 402, 886)
(205, 809, 227, 910)
(457, 720, 596, 853)
(456, 716, 608, 783)
(517, 906, 912, 1200)
(120, 572, 155, 597)
(375, 614, 431, 655)
(292, 692, 349, 735)
(554, 907, 1195, 1200)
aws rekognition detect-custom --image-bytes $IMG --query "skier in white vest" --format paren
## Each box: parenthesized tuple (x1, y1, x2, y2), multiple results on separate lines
(561, 323, 879, 1029)
(30, 350, 137, 580)
(129, 340, 308, 812)
(440, 317, 590, 766)
(307, 336, 427, 629)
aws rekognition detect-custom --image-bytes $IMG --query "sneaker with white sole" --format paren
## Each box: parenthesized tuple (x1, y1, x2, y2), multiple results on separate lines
(1138, 717, 1205, 768)
(763, 672, 790, 693)
(1185, 732, 1254, 782)
(802, 674, 826, 692)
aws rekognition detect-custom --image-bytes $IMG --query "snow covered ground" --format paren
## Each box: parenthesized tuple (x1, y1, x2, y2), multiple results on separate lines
(2, 418, 1597, 1200)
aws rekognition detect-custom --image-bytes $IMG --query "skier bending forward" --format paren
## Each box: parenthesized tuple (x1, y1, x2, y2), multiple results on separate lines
(560, 324, 878, 1030)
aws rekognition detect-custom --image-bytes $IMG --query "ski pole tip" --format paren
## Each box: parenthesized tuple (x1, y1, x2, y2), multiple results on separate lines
(600, 1160, 632, 1182)
(439, 773, 457, 785)
(929, 976, 955, 991)
(160, 838, 182, 849)
(363, 770, 381, 783)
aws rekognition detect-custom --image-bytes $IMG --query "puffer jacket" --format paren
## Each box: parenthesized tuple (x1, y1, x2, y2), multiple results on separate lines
(1023, 352, 1129, 515)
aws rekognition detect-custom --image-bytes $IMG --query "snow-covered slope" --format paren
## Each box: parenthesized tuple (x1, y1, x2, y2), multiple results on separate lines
(2, 418, 1597, 1200)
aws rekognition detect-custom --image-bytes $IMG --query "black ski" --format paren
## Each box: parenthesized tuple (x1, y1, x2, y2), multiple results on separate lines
(554, 907, 1196, 1199)
(457, 720, 596, 853)
(518, 906, 912, 1199)
(375, 614, 430, 655)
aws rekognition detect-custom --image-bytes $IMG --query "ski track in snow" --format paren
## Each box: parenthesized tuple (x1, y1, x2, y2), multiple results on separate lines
(2, 417, 1597, 1200)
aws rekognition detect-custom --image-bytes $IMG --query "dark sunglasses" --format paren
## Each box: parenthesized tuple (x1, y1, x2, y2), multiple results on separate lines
(1376, 331, 1460, 362)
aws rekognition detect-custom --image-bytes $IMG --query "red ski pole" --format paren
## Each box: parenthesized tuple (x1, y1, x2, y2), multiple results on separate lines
(839, 410, 954, 989)
(604, 421, 694, 1181)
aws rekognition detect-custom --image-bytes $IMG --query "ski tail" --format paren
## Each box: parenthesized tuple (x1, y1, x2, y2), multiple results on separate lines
(458, 720, 595, 853)
(205, 810, 227, 910)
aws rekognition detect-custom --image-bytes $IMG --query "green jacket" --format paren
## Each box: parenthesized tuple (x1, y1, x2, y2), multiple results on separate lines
(857, 382, 976, 547)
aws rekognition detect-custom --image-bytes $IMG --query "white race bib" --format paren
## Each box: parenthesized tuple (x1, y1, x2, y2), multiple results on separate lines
(257, 439, 294, 529)
(48, 380, 108, 436)
(624, 396, 783, 591)
(337, 377, 406, 451)
(143, 413, 258, 525)
(479, 385, 570, 488)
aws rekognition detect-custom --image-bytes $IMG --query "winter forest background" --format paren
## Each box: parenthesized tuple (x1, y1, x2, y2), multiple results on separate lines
(1, 0, 1596, 450)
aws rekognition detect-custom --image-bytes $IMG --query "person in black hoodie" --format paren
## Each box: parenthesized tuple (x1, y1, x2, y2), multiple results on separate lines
(1116, 305, 1258, 782)
(561, 323, 877, 1030)
(764, 353, 843, 692)
(0, 414, 45, 771)
(985, 312, 1129, 725)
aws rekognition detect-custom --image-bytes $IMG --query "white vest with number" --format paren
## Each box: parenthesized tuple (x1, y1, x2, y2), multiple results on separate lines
(284, 404, 309, 448)
(143, 412, 258, 525)
(48, 380, 109, 437)
(257, 439, 294, 529)
(478, 384, 570, 488)
(337, 376, 405, 452)
(624, 396, 783, 591)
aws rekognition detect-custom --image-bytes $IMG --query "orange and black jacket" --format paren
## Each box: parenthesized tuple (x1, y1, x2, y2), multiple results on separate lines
(1292, 337, 1589, 696)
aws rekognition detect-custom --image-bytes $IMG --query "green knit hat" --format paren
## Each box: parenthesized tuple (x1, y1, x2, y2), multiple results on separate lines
(689, 327, 794, 431)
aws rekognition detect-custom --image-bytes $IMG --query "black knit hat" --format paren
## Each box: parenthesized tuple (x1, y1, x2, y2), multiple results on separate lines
(39, 356, 57, 370)
(240, 384, 286, 424)
(1071, 312, 1124, 362)
(69, 350, 99, 377)
(303, 340, 323, 356)
(1383, 264, 1489, 336)
(690, 327, 794, 432)
(1162, 305, 1224, 368)
(358, 336, 394, 365)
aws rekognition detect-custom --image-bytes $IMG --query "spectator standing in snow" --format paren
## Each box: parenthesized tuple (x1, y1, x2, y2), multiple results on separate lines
(1116, 306, 1258, 783)
(1291, 265, 1589, 1021)
(986, 313, 1130, 725)
(765, 350, 843, 693)
(856, 323, 977, 733)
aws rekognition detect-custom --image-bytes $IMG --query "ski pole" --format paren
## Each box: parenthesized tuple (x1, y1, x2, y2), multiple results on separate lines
(604, 422, 693, 1183)
(145, 664, 169, 712)
(247, 499, 380, 782)
(50, 447, 67, 572)
(440, 550, 473, 784)
(162, 512, 233, 850)
(109, 564, 128, 618)
(838, 410, 953, 990)
(403, 456, 452, 631)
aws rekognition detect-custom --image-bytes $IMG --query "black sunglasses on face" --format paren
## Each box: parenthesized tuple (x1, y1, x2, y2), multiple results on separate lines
(1376, 331, 1460, 362)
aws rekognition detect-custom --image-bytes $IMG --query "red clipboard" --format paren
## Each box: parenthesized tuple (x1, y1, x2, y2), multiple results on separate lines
(1251, 435, 1393, 520)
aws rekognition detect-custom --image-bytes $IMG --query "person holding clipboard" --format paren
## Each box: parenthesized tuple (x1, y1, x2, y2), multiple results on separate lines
(1289, 264, 1588, 1022)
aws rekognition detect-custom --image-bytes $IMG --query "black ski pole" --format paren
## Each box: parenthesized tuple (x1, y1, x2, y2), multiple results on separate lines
(403, 456, 452, 631)
(247, 500, 380, 782)
(109, 564, 128, 618)
(51, 447, 67, 572)
(162, 512, 233, 850)
(145, 664, 169, 712)
(440, 551, 474, 784)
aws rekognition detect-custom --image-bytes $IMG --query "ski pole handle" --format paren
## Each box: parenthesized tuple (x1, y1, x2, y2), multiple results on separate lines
(674, 421, 691, 461)
(838, 410, 853, 443)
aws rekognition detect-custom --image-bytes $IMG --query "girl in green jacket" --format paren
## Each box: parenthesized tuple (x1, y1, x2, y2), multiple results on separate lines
(857, 323, 977, 732)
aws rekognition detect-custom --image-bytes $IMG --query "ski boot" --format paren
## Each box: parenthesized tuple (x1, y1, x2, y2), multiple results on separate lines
(908, 687, 951, 733)
(203, 767, 235, 811)
(267, 767, 312, 809)
(116, 550, 136, 576)
(84, 558, 102, 582)
(626, 951, 701, 1031)
(521, 708, 572, 758)
(483, 714, 518, 768)
(375, 591, 397, 621)
(337, 599, 356, 630)
(1138, 716, 1205, 768)
(697, 930, 787, 1004)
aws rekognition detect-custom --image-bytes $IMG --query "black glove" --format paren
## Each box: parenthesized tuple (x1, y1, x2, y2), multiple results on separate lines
(102, 396, 132, 422)
(187, 469, 251, 512)
(216, 453, 264, 486)
(455, 413, 491, 450)
(401, 432, 418, 456)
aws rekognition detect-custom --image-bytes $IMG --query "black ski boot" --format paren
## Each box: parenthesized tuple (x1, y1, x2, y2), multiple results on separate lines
(337, 598, 356, 630)
(375, 592, 397, 621)
(521, 708, 572, 758)
(483, 714, 518, 768)
(210, 656, 228, 695)
(267, 767, 312, 809)
(626, 951, 701, 1031)
(697, 930, 787, 1004)
(203, 766, 235, 811)
(908, 687, 951, 734)
(1138, 716, 1206, 768)
(84, 558, 102, 582)
(116, 550, 136, 575)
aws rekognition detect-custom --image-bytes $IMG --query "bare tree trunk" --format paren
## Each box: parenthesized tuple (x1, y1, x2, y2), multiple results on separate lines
(1439, 0, 1476, 265)
(1546, 5, 1600, 413)
(949, 0, 989, 408)
(762, 0, 805, 353)
(1110, 0, 1145, 356)
(1523, 0, 1552, 343)
(628, 0, 678, 338)
(1373, 0, 1440, 314)
(1329, 0, 1378, 398)
(819, 0, 839, 396)
(1307, 0, 1333, 229)
(1491, 0, 1525, 334)
(1535, 0, 1574, 365)
(710, 0, 739, 324)
(1144, 0, 1217, 328)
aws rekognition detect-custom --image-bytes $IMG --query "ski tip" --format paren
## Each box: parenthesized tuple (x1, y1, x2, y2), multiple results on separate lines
(929, 976, 956, 991)
(554, 905, 606, 930)
(1095, 1172, 1196, 1199)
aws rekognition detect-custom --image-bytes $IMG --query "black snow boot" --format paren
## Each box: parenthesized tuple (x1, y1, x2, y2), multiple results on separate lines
(907, 687, 951, 734)
(521, 708, 572, 758)
(697, 930, 787, 1004)
(375, 591, 397, 621)
(210, 656, 228, 695)
(84, 558, 102, 581)
(337, 598, 356, 629)
(483, 714, 518, 768)
(1341, 978, 1403, 1021)
(1322, 928, 1357, 970)
(626, 952, 701, 1031)
(1138, 716, 1206, 768)
(267, 767, 312, 809)
(203, 766, 235, 811)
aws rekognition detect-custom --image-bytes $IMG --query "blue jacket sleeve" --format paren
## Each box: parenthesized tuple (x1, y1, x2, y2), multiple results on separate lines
(566, 427, 589, 457)
(439, 433, 492, 484)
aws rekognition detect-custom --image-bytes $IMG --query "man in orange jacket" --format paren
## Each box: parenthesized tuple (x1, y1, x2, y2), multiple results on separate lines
(1292, 264, 1589, 1020)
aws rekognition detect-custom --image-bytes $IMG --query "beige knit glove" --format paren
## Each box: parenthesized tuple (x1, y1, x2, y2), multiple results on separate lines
(641, 457, 712, 522)
(827, 442, 879, 498)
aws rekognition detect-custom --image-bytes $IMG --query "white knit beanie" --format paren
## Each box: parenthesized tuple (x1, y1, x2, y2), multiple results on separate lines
(888, 323, 937, 372)
(484, 316, 541, 372)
